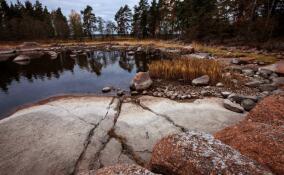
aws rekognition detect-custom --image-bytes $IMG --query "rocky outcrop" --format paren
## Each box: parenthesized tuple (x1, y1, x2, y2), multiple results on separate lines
(0, 96, 245, 175)
(96, 164, 157, 175)
(0, 96, 120, 175)
(130, 72, 153, 91)
(149, 131, 272, 175)
(215, 95, 284, 174)
(247, 95, 284, 126)
(215, 122, 284, 175)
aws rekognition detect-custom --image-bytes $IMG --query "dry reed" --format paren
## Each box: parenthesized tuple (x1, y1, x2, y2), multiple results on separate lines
(149, 58, 223, 84)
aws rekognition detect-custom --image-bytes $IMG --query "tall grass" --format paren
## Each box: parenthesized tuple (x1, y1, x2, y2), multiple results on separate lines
(149, 58, 223, 84)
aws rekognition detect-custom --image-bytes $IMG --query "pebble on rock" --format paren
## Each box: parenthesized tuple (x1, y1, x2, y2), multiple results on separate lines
(192, 75, 210, 86)
(241, 99, 256, 111)
(224, 99, 244, 113)
(102, 87, 111, 93)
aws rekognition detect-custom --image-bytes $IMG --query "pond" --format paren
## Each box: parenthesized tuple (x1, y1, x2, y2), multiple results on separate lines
(0, 50, 153, 119)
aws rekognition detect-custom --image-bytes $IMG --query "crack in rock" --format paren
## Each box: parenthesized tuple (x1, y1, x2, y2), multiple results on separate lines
(108, 129, 146, 167)
(135, 101, 187, 132)
(46, 104, 96, 126)
(71, 97, 117, 175)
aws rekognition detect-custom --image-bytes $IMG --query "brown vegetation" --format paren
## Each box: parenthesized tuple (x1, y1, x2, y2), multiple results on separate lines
(215, 95, 284, 175)
(149, 58, 223, 84)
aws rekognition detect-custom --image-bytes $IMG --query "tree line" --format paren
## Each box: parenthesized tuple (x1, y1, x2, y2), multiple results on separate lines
(0, 0, 283, 41)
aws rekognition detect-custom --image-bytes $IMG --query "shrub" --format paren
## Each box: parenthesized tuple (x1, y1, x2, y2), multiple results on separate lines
(149, 58, 223, 84)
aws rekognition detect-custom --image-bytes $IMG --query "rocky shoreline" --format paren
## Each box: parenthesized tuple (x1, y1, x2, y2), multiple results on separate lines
(0, 42, 283, 174)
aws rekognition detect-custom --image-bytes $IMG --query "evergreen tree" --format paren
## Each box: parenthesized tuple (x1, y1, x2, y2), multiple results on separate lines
(96, 16, 105, 35)
(81, 5, 96, 38)
(52, 8, 70, 38)
(134, 0, 149, 38)
(105, 21, 116, 35)
(148, 0, 158, 37)
(115, 5, 132, 35)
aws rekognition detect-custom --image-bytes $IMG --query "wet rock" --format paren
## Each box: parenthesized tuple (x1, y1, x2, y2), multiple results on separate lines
(192, 75, 210, 86)
(96, 164, 157, 175)
(215, 122, 284, 175)
(102, 87, 112, 93)
(131, 72, 153, 91)
(259, 84, 277, 92)
(221, 91, 232, 98)
(224, 99, 244, 113)
(241, 99, 256, 111)
(150, 131, 272, 175)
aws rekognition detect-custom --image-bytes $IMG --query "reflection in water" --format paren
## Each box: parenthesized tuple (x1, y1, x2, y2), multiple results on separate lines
(0, 50, 151, 118)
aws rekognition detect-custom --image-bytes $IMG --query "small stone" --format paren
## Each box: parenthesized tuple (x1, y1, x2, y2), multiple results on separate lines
(221, 91, 232, 98)
(142, 90, 148, 95)
(117, 90, 125, 96)
(245, 80, 263, 88)
(241, 99, 256, 111)
(242, 69, 255, 76)
(231, 79, 238, 84)
(216, 82, 224, 87)
(258, 69, 273, 79)
(231, 58, 240, 65)
(201, 90, 211, 96)
(192, 75, 210, 86)
(131, 91, 139, 96)
(102, 87, 111, 93)
(130, 72, 153, 91)
(259, 84, 277, 92)
(224, 99, 244, 113)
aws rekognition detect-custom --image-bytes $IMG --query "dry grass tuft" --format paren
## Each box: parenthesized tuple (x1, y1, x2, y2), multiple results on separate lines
(192, 42, 277, 64)
(149, 58, 224, 84)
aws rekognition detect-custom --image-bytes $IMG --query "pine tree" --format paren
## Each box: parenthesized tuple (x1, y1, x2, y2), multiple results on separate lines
(52, 8, 70, 38)
(96, 17, 105, 35)
(81, 5, 96, 38)
(115, 5, 132, 35)
(148, 0, 158, 37)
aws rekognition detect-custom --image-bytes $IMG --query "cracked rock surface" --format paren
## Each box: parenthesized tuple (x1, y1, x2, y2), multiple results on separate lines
(0, 95, 245, 175)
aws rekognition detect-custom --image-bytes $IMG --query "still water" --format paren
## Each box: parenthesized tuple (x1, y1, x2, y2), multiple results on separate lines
(0, 51, 151, 119)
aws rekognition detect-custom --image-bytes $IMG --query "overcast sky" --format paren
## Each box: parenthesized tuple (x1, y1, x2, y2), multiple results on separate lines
(9, 0, 140, 21)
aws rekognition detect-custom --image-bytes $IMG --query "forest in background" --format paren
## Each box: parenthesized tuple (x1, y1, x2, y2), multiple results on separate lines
(0, 0, 283, 42)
